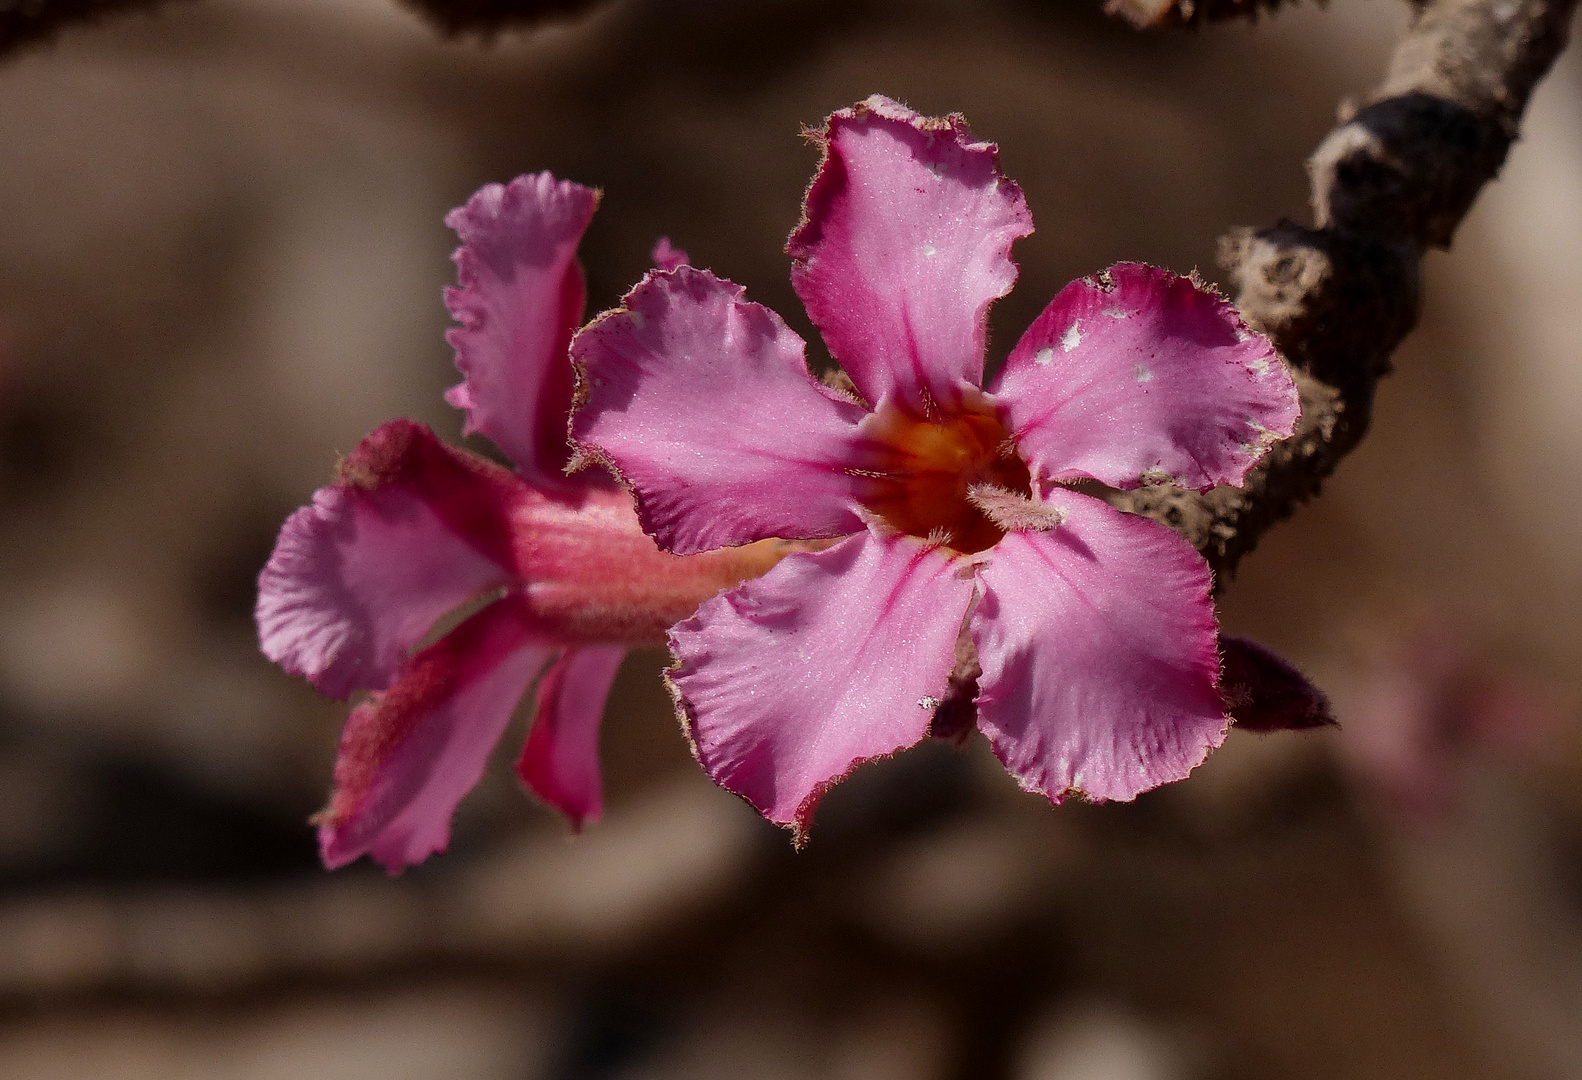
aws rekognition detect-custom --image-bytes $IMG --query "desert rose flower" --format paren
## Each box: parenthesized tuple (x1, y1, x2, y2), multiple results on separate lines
(257, 174, 791, 871)
(569, 96, 1302, 842)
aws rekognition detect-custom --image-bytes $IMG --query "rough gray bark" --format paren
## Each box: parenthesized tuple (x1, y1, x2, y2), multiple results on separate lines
(1110, 0, 1579, 580)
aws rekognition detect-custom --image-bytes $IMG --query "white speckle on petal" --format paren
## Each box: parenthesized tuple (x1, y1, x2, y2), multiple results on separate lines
(1247, 355, 1271, 375)
(1034, 347, 1055, 367)
(922, 241, 937, 258)
(1134, 364, 1153, 383)
(628, 311, 646, 330)
(1103, 307, 1129, 320)
(918, 696, 941, 710)
(928, 163, 946, 180)
(1061, 321, 1083, 352)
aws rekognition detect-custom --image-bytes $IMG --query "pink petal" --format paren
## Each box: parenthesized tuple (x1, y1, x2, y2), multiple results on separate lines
(516, 644, 625, 829)
(570, 267, 867, 555)
(671, 531, 974, 841)
(509, 484, 802, 647)
(971, 491, 1227, 804)
(256, 420, 524, 698)
(651, 237, 689, 271)
(787, 95, 1033, 414)
(444, 173, 598, 492)
(317, 594, 555, 873)
(994, 263, 1299, 491)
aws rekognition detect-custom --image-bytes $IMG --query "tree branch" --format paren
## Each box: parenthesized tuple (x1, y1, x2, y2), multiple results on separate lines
(1109, 0, 1579, 580)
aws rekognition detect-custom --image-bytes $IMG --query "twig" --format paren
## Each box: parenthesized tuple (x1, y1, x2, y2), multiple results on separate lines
(1110, 0, 1579, 579)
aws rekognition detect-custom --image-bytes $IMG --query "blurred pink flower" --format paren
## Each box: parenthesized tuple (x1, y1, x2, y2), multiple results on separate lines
(257, 175, 784, 872)
(570, 96, 1302, 841)
(1342, 619, 1557, 822)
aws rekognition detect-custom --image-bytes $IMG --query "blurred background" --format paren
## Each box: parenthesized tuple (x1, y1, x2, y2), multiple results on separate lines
(1, 0, 1580, 1076)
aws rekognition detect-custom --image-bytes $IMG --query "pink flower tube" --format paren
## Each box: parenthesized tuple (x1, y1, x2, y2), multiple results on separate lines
(570, 97, 1303, 843)
(257, 175, 792, 871)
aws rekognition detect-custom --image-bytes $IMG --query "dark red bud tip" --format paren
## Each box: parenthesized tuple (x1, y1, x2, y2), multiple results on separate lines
(927, 688, 978, 746)
(927, 634, 982, 745)
(1220, 634, 1335, 732)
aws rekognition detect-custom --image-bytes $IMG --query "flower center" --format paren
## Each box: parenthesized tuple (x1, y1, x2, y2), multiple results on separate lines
(851, 396, 1031, 554)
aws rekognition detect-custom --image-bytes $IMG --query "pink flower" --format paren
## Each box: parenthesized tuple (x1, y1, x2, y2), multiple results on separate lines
(1341, 617, 1556, 822)
(569, 96, 1302, 842)
(256, 174, 786, 872)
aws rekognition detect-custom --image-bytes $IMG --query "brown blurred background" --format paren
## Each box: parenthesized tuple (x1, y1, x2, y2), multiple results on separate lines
(1, 0, 1581, 1076)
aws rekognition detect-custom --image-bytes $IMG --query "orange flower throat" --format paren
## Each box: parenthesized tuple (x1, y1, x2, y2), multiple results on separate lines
(852, 398, 1031, 554)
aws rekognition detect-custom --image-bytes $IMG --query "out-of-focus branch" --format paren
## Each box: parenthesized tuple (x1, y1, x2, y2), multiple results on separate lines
(1110, 0, 1578, 580)
(0, 0, 185, 57)
(1105, 0, 1311, 29)
(0, 0, 607, 58)
(397, 0, 605, 37)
